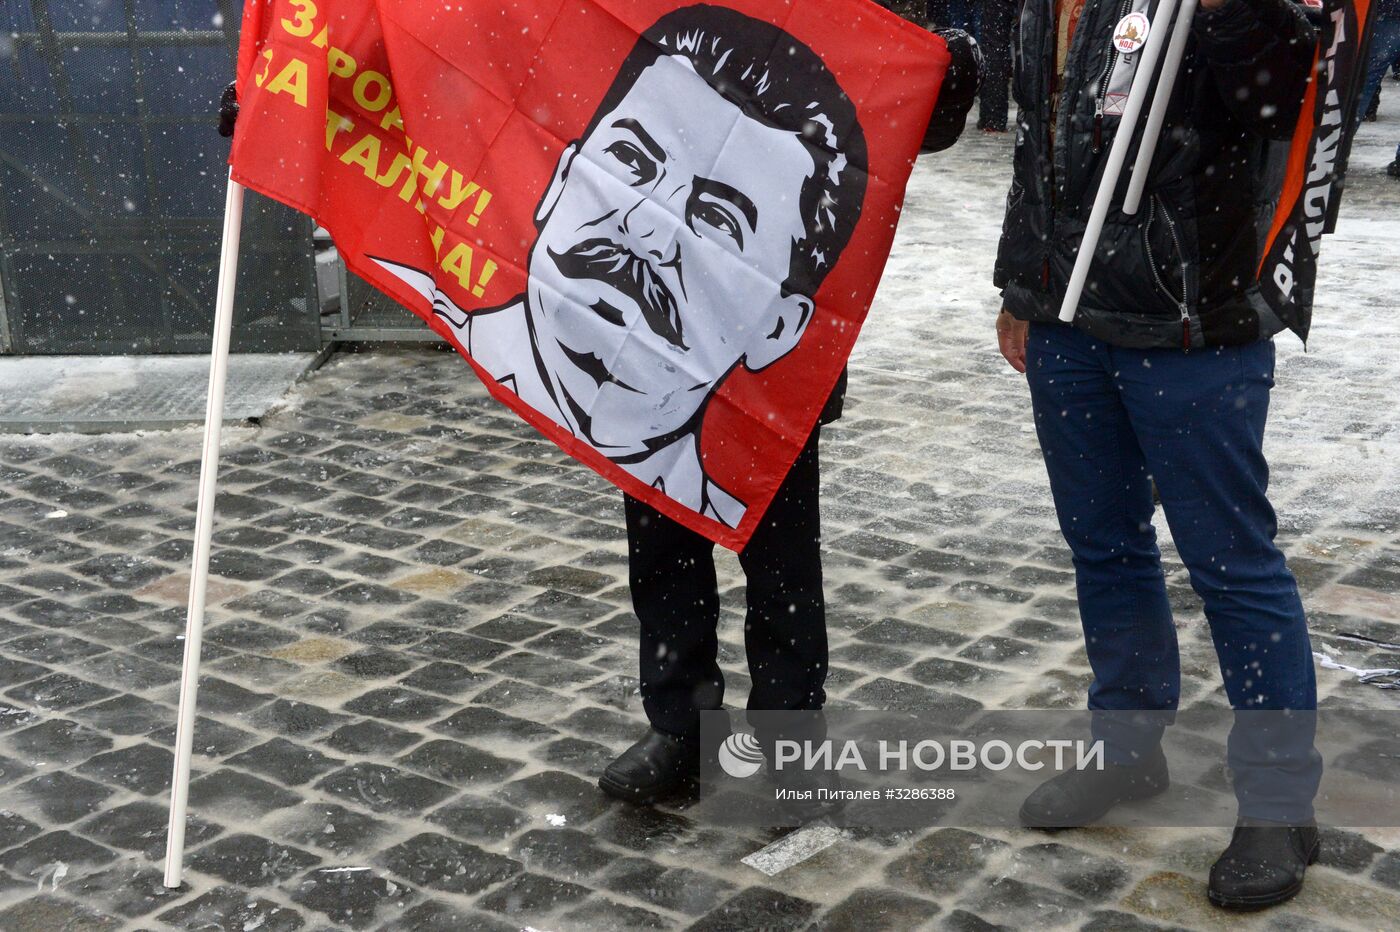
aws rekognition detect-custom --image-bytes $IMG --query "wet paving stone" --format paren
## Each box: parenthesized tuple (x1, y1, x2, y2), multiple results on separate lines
(1006, 842, 1130, 900)
(80, 800, 222, 860)
(846, 677, 983, 716)
(0, 653, 49, 688)
(71, 554, 168, 589)
(425, 795, 531, 844)
(186, 833, 321, 885)
(563, 896, 674, 930)
(886, 829, 1009, 897)
(539, 735, 617, 775)
(5, 631, 108, 664)
(290, 866, 416, 928)
(495, 770, 611, 825)
(8, 718, 113, 766)
(315, 763, 456, 815)
(342, 686, 450, 723)
(689, 886, 819, 932)
(0, 810, 42, 850)
(592, 805, 696, 854)
(72, 742, 172, 795)
(477, 870, 592, 916)
(336, 646, 417, 678)
(156, 884, 307, 931)
(601, 858, 736, 917)
(942, 907, 1013, 931)
(0, 895, 123, 931)
(226, 737, 346, 787)
(960, 876, 1087, 927)
(248, 698, 352, 737)
(396, 738, 522, 785)
(77, 649, 172, 690)
(12, 597, 98, 629)
(13, 770, 113, 823)
(0, 751, 32, 786)
(431, 705, 557, 742)
(0, 830, 118, 879)
(65, 862, 187, 918)
(323, 718, 421, 757)
(510, 827, 617, 879)
(816, 887, 940, 930)
(1318, 827, 1385, 873)
(274, 802, 392, 858)
(956, 635, 1040, 665)
(486, 650, 599, 688)
(399, 660, 491, 695)
(149, 714, 259, 759)
(395, 899, 517, 932)
(379, 832, 522, 895)
(187, 769, 303, 818)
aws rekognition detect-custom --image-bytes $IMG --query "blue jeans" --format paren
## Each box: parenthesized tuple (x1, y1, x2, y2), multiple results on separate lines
(1026, 323, 1320, 820)
(1357, 16, 1400, 164)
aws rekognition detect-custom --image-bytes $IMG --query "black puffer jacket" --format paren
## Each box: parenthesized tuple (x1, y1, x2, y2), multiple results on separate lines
(996, 0, 1318, 348)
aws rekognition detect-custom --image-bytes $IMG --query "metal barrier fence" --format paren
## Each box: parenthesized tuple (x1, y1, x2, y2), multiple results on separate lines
(0, 0, 320, 355)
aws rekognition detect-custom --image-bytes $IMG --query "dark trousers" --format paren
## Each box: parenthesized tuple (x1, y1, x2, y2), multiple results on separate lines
(977, 0, 1015, 131)
(928, 0, 1013, 130)
(623, 431, 827, 739)
(1026, 323, 1320, 820)
(926, 0, 981, 33)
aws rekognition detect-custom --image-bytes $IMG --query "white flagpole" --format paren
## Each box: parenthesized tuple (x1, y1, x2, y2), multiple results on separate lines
(164, 170, 244, 889)
(1059, 0, 1181, 323)
(1123, 0, 1199, 215)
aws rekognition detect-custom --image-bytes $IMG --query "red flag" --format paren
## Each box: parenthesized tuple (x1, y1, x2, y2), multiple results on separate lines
(232, 0, 949, 550)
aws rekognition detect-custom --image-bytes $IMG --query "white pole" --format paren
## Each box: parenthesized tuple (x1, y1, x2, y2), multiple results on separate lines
(1058, 0, 1181, 323)
(1123, 0, 1199, 215)
(164, 170, 244, 889)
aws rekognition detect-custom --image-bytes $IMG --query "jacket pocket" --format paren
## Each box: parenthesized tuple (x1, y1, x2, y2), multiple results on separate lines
(1056, 205, 1184, 320)
(1143, 195, 1188, 315)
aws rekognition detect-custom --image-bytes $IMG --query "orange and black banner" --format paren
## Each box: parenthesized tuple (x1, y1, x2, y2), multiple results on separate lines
(1258, 0, 1377, 341)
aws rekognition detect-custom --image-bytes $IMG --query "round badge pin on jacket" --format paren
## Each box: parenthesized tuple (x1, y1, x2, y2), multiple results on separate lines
(1113, 12, 1151, 53)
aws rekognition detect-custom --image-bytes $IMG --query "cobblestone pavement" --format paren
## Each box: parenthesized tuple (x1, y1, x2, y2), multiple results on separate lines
(1, 124, 1399, 931)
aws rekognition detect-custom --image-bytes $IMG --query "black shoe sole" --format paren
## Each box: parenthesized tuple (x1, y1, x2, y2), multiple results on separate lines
(1018, 779, 1170, 830)
(597, 770, 697, 805)
(1207, 839, 1321, 911)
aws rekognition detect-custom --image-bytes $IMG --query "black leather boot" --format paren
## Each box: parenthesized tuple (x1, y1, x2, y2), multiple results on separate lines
(1018, 745, 1170, 828)
(598, 727, 700, 803)
(1208, 821, 1320, 910)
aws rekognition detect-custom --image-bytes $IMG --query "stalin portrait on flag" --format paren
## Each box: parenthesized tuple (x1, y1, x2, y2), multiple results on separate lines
(228, 0, 950, 550)
(372, 6, 869, 529)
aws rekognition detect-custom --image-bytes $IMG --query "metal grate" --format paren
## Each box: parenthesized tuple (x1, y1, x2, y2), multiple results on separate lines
(0, 0, 320, 355)
(322, 261, 445, 343)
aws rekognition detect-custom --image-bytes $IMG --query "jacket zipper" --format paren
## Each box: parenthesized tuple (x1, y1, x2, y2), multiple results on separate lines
(1144, 195, 1192, 348)
(1093, 0, 1136, 154)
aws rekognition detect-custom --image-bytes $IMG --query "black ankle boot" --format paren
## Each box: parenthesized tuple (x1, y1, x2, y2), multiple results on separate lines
(1208, 821, 1320, 910)
(598, 727, 699, 804)
(1018, 745, 1169, 828)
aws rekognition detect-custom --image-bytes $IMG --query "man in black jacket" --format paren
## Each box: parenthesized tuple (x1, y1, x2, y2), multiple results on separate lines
(993, 0, 1323, 910)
